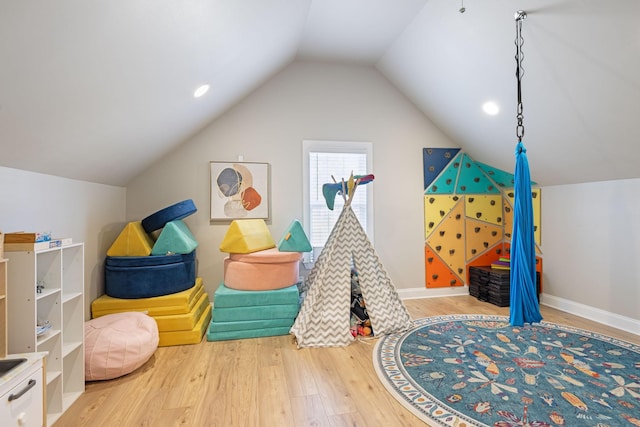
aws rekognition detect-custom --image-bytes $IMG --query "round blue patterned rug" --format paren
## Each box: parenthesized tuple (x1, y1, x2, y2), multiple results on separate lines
(373, 314, 640, 426)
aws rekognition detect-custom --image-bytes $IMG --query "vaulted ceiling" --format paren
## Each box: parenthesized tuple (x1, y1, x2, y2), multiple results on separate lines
(2, 1, 638, 187)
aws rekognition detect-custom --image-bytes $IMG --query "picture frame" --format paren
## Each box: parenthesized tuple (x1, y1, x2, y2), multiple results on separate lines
(210, 161, 270, 221)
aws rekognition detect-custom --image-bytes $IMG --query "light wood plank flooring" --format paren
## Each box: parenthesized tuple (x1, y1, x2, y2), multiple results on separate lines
(55, 296, 639, 427)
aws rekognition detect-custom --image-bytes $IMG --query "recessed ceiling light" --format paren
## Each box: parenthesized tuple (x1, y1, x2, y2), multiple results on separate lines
(193, 84, 210, 98)
(482, 101, 499, 115)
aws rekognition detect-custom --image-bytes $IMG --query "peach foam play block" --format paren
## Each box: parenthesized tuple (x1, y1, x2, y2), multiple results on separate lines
(223, 248, 301, 291)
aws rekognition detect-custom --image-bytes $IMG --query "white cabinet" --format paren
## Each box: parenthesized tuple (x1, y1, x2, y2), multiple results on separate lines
(0, 356, 44, 427)
(6, 244, 84, 426)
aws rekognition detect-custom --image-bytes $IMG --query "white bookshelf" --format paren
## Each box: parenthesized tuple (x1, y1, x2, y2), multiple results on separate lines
(6, 243, 84, 426)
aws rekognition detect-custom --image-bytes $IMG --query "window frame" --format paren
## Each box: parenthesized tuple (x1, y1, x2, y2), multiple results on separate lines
(302, 140, 374, 261)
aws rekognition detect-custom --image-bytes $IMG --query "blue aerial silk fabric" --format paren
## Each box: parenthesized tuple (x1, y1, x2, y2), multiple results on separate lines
(509, 141, 543, 326)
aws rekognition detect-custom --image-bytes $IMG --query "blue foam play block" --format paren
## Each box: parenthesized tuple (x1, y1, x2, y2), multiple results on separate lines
(151, 220, 198, 255)
(212, 303, 299, 322)
(207, 326, 292, 342)
(141, 199, 197, 233)
(105, 250, 196, 299)
(208, 318, 294, 333)
(213, 282, 299, 308)
(106, 251, 193, 267)
(277, 219, 312, 252)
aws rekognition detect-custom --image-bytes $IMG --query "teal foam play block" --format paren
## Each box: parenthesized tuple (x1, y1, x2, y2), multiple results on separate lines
(151, 220, 199, 255)
(277, 219, 312, 252)
(214, 282, 299, 308)
(212, 303, 299, 322)
(207, 326, 292, 342)
(209, 318, 294, 333)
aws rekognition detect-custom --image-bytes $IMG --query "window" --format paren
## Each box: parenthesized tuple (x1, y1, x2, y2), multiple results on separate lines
(302, 140, 373, 261)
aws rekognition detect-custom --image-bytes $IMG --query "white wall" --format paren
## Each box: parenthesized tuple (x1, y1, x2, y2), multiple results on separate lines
(126, 61, 456, 298)
(542, 179, 640, 322)
(0, 166, 127, 318)
(3, 61, 637, 333)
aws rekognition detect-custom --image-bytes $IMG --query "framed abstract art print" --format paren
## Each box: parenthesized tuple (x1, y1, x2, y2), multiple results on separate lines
(210, 161, 270, 221)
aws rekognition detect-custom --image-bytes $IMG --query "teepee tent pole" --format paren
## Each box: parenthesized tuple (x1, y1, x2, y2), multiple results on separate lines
(509, 10, 542, 327)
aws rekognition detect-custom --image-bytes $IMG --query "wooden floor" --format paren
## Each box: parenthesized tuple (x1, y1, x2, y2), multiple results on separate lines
(56, 296, 640, 427)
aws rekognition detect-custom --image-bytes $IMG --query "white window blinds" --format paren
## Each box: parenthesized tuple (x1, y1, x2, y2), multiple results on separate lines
(303, 140, 373, 257)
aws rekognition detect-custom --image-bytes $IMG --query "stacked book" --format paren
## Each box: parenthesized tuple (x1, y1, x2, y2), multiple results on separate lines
(491, 256, 510, 270)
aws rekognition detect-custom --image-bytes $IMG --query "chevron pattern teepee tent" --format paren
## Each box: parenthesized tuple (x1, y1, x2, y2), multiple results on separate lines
(290, 184, 413, 348)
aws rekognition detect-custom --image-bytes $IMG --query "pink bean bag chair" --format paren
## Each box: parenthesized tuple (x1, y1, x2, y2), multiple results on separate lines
(223, 248, 301, 291)
(85, 312, 159, 381)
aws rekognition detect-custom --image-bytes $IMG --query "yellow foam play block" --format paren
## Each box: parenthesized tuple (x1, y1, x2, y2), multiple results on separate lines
(154, 292, 210, 332)
(107, 221, 155, 256)
(158, 304, 212, 347)
(91, 278, 204, 317)
(219, 219, 276, 254)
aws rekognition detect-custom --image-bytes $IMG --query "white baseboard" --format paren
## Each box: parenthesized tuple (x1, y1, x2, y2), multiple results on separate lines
(397, 286, 470, 300)
(397, 288, 640, 337)
(540, 293, 640, 337)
